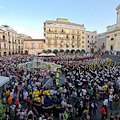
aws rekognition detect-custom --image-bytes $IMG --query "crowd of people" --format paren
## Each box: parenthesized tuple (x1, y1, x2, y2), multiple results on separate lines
(0, 54, 120, 120)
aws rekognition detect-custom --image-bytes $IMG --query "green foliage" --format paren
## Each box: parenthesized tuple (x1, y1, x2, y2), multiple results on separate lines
(0, 100, 7, 120)
(42, 50, 47, 53)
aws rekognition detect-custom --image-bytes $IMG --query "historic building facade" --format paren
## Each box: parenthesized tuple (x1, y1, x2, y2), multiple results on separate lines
(97, 32, 106, 52)
(85, 31, 97, 53)
(44, 18, 86, 53)
(106, 4, 120, 51)
(0, 28, 7, 56)
(23, 39, 45, 55)
(0, 25, 31, 56)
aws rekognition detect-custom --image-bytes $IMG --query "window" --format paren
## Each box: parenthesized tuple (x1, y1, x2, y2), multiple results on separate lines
(82, 41, 84, 43)
(0, 43, 1, 49)
(18, 39, 20, 44)
(82, 46, 84, 48)
(88, 36, 89, 38)
(32, 44, 34, 49)
(19, 46, 20, 50)
(88, 41, 89, 43)
(95, 41, 97, 43)
(3, 35, 5, 40)
(92, 36, 93, 38)
(38, 44, 41, 48)
(4, 43, 6, 48)
(25, 44, 27, 48)
(9, 45, 10, 50)
(82, 32, 84, 34)
(95, 36, 97, 39)
(48, 40, 51, 44)
(88, 46, 89, 48)
(82, 36, 84, 39)
(111, 38, 114, 40)
(8, 32, 10, 36)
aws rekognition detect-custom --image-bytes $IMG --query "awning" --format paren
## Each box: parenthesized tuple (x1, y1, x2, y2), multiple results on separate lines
(0, 76, 9, 87)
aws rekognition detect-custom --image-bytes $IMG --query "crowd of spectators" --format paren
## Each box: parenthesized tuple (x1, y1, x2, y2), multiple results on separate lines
(0, 54, 120, 120)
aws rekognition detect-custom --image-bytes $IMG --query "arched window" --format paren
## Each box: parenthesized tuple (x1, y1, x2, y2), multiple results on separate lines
(111, 38, 114, 40)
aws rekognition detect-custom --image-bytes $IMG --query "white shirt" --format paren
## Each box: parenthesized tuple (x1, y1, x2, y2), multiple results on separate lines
(109, 95, 113, 102)
(23, 91, 28, 100)
(103, 99, 108, 106)
(82, 89, 87, 96)
(50, 90, 54, 96)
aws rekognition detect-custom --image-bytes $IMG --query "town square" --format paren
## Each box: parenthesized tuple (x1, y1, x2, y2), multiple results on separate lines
(0, 0, 120, 120)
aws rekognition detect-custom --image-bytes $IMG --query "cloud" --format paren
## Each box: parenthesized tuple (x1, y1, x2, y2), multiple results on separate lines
(0, 6, 4, 9)
(12, 25, 44, 39)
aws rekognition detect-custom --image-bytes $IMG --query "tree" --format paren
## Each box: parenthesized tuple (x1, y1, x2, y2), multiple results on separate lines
(0, 100, 7, 120)
(42, 50, 47, 53)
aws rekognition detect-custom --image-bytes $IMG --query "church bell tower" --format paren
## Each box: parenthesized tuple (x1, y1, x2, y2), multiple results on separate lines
(116, 4, 120, 24)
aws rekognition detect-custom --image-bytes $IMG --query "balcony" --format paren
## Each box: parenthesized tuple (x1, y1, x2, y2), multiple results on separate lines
(54, 37, 58, 39)
(66, 37, 70, 40)
(60, 31, 66, 34)
(0, 38, 6, 42)
(53, 31, 59, 34)
(77, 38, 81, 40)
(59, 37, 65, 40)
(54, 42, 57, 45)
(71, 38, 77, 40)
(71, 32, 77, 35)
(46, 31, 53, 33)
(0, 48, 8, 50)
(66, 32, 70, 34)
(46, 37, 52, 39)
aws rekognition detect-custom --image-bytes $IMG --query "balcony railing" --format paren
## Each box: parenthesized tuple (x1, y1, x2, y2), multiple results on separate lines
(60, 31, 65, 34)
(53, 31, 59, 33)
(46, 37, 52, 39)
(71, 32, 77, 35)
(46, 31, 53, 33)
(77, 38, 81, 40)
(0, 38, 6, 42)
(0, 48, 8, 50)
(71, 38, 77, 40)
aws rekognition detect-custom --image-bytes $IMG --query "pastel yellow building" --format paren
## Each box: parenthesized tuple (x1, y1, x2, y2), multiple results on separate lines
(0, 25, 32, 56)
(106, 4, 120, 51)
(44, 18, 86, 53)
(23, 39, 45, 55)
(0, 28, 7, 56)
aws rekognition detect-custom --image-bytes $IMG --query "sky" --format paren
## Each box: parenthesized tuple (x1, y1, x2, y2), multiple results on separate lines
(0, 0, 120, 39)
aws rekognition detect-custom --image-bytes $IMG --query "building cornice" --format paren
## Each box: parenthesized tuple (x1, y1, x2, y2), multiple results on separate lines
(116, 4, 120, 10)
